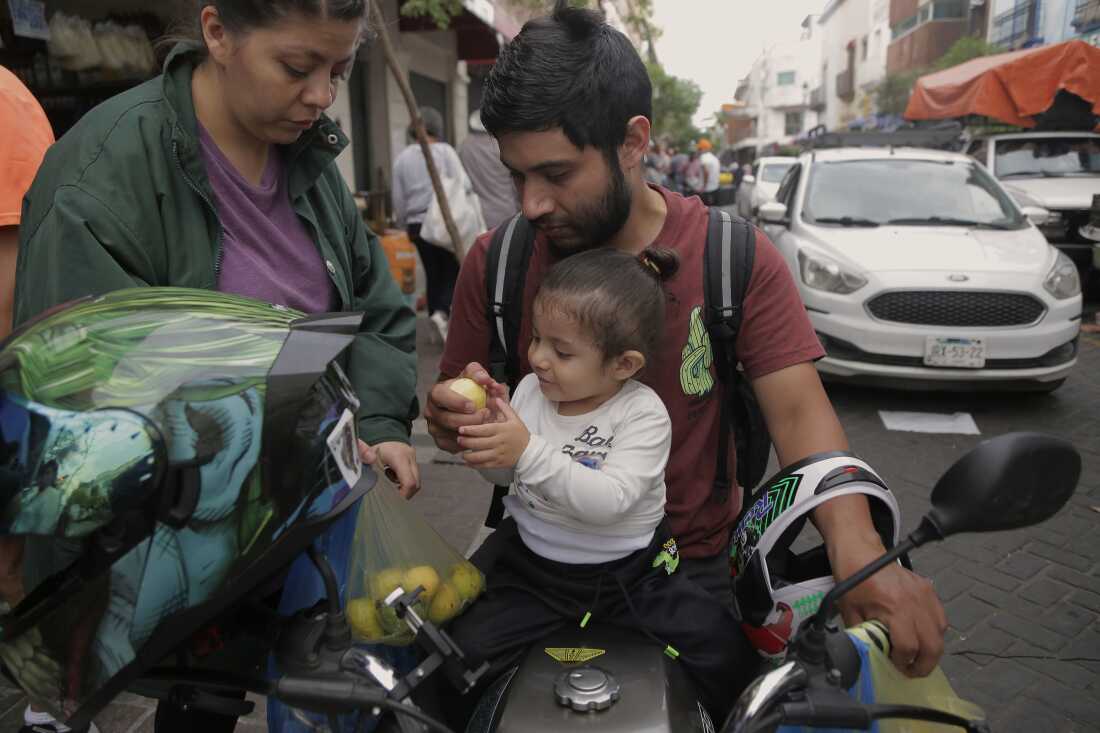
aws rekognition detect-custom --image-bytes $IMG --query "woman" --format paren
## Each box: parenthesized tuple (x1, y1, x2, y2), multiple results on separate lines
(391, 106, 471, 342)
(13, 2, 418, 731)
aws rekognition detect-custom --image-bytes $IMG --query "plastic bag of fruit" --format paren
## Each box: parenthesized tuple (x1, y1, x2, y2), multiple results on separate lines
(345, 479, 485, 645)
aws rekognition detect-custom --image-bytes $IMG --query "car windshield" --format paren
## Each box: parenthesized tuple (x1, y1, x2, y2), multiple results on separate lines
(993, 136, 1100, 178)
(802, 158, 1026, 229)
(761, 163, 794, 183)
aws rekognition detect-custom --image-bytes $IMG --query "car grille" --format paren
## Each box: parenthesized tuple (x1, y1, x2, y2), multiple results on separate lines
(866, 291, 1045, 327)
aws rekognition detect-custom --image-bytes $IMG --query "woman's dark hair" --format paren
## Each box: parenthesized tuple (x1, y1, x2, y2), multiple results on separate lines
(166, 0, 367, 50)
(535, 247, 679, 368)
(480, 0, 652, 159)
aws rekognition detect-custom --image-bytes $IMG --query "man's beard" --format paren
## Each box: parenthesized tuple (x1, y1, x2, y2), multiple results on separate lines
(538, 156, 633, 258)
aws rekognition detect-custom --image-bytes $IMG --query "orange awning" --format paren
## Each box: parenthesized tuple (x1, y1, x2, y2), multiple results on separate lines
(904, 40, 1100, 128)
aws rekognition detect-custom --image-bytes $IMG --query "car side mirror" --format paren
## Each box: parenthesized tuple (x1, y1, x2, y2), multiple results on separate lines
(758, 201, 788, 225)
(742, 175, 756, 185)
(1021, 205, 1051, 227)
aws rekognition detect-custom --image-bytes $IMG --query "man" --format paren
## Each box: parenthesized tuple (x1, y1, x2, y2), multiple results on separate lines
(425, 0, 946, 681)
(697, 138, 721, 205)
(459, 109, 519, 230)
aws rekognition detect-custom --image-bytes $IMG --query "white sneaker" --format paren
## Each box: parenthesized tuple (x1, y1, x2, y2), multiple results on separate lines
(21, 706, 100, 733)
(430, 311, 449, 343)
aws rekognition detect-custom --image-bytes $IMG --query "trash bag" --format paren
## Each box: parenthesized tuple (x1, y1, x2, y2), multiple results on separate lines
(779, 620, 984, 733)
(345, 481, 484, 645)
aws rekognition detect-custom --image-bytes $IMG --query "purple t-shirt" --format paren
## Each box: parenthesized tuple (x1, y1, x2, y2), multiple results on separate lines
(199, 126, 336, 313)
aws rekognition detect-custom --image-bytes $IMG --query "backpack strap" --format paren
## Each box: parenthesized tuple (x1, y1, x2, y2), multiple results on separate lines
(703, 208, 757, 507)
(482, 214, 536, 528)
(485, 214, 536, 390)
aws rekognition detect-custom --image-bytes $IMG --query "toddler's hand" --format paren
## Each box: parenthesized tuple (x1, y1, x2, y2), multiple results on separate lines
(458, 398, 530, 469)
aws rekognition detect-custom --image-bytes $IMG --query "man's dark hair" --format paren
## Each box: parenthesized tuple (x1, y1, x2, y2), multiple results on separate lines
(481, 0, 652, 157)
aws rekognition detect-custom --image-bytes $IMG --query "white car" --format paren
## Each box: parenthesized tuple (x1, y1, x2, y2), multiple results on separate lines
(758, 146, 1082, 391)
(963, 131, 1100, 272)
(736, 156, 796, 221)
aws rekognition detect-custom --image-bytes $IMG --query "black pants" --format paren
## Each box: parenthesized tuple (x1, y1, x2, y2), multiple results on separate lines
(408, 223, 460, 316)
(441, 520, 755, 727)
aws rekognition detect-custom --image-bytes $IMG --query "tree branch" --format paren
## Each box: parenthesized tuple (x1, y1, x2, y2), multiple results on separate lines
(369, 1, 467, 260)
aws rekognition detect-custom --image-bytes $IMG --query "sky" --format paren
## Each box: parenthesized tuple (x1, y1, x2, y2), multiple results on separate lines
(651, 0, 827, 128)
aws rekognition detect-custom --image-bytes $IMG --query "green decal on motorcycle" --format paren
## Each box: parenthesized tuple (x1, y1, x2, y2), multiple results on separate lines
(544, 647, 606, 664)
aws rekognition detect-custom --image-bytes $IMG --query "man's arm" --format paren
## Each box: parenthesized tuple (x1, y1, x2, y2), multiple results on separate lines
(752, 362, 947, 677)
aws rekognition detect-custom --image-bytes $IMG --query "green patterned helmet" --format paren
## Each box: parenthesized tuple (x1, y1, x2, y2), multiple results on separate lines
(0, 288, 374, 727)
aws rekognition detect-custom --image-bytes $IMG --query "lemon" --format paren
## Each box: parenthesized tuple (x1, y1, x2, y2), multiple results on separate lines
(347, 598, 384, 640)
(449, 562, 484, 601)
(449, 378, 487, 410)
(370, 567, 405, 601)
(428, 581, 463, 624)
(403, 565, 441, 601)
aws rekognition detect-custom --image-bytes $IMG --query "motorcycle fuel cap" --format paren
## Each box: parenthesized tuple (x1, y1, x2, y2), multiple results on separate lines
(554, 666, 621, 711)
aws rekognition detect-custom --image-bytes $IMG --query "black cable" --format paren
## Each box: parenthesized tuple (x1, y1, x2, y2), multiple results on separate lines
(360, 696, 455, 733)
(307, 543, 342, 617)
(868, 703, 984, 732)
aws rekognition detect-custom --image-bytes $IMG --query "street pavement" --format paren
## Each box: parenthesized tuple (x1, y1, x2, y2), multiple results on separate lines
(2, 305, 1098, 732)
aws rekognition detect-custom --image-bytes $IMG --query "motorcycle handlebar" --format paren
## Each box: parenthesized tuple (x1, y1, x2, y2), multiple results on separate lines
(272, 675, 456, 733)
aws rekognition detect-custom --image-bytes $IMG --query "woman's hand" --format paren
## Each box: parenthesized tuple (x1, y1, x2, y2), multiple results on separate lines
(457, 398, 530, 469)
(358, 439, 421, 498)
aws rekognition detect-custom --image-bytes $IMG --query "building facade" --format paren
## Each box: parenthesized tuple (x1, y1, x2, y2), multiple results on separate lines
(986, 0, 1100, 50)
(818, 0, 891, 130)
(726, 28, 824, 156)
(886, 0, 972, 73)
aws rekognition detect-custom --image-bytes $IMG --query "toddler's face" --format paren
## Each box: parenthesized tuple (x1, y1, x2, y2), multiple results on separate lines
(527, 305, 621, 416)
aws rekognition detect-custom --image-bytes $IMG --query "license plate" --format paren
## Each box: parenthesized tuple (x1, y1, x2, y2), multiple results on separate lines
(924, 337, 986, 368)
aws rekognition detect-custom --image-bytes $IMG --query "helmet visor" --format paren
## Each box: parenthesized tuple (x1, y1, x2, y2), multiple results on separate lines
(0, 391, 164, 538)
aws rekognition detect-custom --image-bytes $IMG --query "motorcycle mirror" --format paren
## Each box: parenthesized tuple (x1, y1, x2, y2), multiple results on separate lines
(802, 432, 1079, 653)
(920, 432, 1079, 542)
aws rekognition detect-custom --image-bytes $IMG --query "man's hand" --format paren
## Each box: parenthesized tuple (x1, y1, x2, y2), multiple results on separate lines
(831, 534, 947, 678)
(457, 398, 530, 469)
(424, 362, 507, 453)
(358, 439, 421, 498)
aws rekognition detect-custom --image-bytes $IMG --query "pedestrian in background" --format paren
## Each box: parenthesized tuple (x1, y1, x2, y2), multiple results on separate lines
(459, 109, 518, 231)
(697, 138, 721, 206)
(392, 106, 471, 342)
(684, 149, 703, 197)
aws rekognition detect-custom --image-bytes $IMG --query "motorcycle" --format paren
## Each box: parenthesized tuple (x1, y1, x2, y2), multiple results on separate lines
(105, 431, 1083, 732)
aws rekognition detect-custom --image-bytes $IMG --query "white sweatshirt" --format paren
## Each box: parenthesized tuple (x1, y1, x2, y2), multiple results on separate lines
(478, 374, 671, 564)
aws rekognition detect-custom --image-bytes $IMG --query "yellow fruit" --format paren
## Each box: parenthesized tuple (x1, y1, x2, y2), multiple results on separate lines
(371, 567, 405, 601)
(347, 598, 384, 640)
(449, 562, 484, 601)
(428, 582, 463, 624)
(403, 565, 441, 601)
(449, 378, 487, 410)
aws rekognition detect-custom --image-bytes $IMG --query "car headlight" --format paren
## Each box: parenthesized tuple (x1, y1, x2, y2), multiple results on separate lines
(1043, 250, 1081, 299)
(798, 250, 867, 294)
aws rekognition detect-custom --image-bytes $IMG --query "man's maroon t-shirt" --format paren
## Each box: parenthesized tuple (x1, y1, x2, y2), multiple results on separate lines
(441, 187, 824, 558)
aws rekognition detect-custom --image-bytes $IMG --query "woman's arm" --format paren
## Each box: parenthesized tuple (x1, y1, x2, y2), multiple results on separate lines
(15, 186, 151, 325)
(342, 189, 418, 447)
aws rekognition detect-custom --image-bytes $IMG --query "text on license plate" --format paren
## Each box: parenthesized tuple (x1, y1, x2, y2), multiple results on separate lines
(924, 337, 986, 368)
